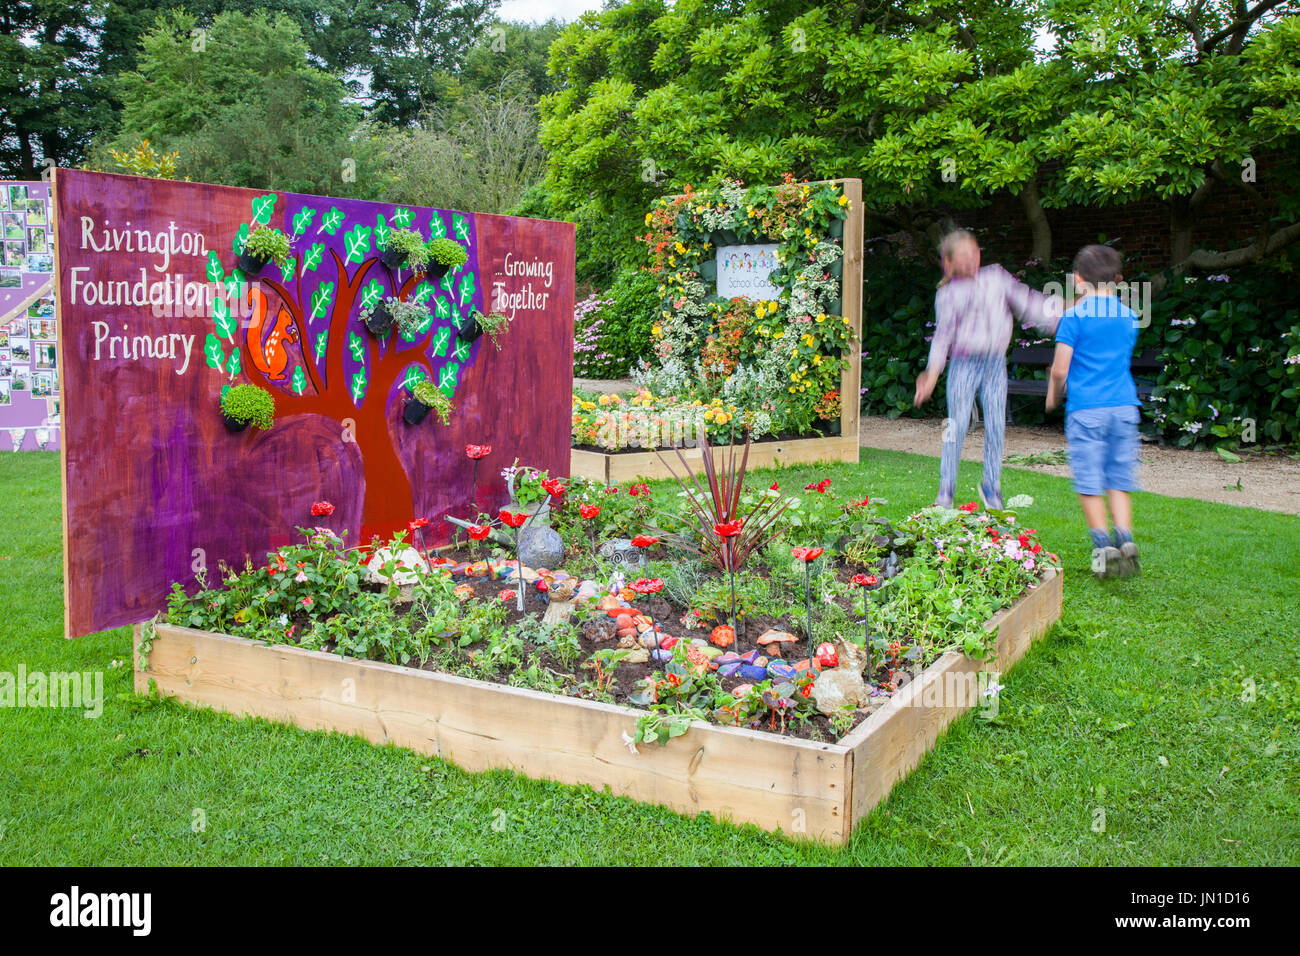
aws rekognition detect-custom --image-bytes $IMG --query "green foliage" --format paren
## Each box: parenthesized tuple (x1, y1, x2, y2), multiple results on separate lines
(385, 227, 432, 270)
(410, 379, 454, 424)
(428, 237, 468, 267)
(98, 9, 368, 195)
(473, 309, 510, 349)
(242, 225, 291, 265)
(220, 384, 275, 429)
(573, 267, 659, 378)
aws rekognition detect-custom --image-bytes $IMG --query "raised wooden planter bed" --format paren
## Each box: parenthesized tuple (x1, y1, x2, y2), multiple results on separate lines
(570, 434, 860, 483)
(134, 569, 1061, 845)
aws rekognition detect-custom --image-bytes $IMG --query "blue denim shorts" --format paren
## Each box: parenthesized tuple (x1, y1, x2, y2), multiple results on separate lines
(1066, 405, 1141, 495)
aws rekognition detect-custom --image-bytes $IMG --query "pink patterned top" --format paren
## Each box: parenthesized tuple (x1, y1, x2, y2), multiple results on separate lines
(927, 264, 1061, 374)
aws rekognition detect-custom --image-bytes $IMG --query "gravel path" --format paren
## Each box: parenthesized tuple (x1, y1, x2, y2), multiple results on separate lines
(859, 415, 1300, 516)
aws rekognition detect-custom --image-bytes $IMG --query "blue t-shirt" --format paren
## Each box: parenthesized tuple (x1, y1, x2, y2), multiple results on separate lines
(1055, 293, 1139, 413)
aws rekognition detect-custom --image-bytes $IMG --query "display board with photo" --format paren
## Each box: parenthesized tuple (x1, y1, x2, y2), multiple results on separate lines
(0, 180, 59, 452)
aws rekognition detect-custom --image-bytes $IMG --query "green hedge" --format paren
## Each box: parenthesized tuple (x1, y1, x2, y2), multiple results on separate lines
(573, 267, 659, 379)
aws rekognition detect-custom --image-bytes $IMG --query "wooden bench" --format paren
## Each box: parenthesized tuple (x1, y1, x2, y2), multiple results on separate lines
(1003, 347, 1162, 422)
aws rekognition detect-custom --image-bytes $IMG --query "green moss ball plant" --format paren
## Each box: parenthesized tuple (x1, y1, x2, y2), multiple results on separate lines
(221, 383, 275, 433)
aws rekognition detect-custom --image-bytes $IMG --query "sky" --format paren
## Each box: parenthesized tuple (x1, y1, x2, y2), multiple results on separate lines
(496, 0, 606, 23)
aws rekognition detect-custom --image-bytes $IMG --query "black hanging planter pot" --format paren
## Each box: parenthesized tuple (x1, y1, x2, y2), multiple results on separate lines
(403, 395, 433, 425)
(364, 302, 394, 337)
(457, 310, 483, 343)
(828, 217, 845, 240)
(222, 412, 249, 434)
(829, 257, 843, 280)
(236, 251, 269, 276)
(715, 229, 739, 246)
(828, 297, 843, 316)
(823, 419, 842, 437)
(427, 262, 450, 282)
(699, 259, 718, 282)
(380, 247, 407, 270)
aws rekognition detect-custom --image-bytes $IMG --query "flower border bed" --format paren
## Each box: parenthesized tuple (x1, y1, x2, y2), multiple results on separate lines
(134, 568, 1060, 844)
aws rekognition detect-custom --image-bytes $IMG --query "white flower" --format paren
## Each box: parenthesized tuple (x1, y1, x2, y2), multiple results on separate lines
(621, 731, 639, 755)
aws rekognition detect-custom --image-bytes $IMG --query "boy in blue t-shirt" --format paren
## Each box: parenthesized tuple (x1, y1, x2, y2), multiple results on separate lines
(1046, 245, 1141, 578)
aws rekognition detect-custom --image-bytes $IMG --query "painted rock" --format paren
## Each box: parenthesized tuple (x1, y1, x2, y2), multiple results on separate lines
(651, 648, 674, 663)
(453, 583, 474, 602)
(365, 547, 428, 586)
(740, 649, 760, 664)
(518, 526, 565, 571)
(716, 662, 742, 677)
(730, 683, 755, 698)
(639, 632, 668, 649)
(551, 570, 569, 583)
(739, 664, 769, 681)
(658, 635, 678, 650)
(767, 661, 799, 682)
(450, 563, 472, 577)
(710, 625, 736, 648)
(811, 667, 870, 715)
(624, 648, 650, 665)
(698, 645, 723, 660)
(713, 652, 742, 667)
(757, 628, 799, 647)
(466, 561, 490, 578)
(617, 635, 637, 649)
(497, 589, 517, 602)
(815, 642, 839, 667)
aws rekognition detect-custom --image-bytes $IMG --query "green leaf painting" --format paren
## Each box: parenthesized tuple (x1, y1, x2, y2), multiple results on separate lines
(204, 333, 224, 371)
(292, 207, 316, 236)
(391, 207, 412, 228)
(437, 362, 459, 396)
(225, 349, 241, 377)
(350, 368, 368, 404)
(251, 194, 276, 225)
(213, 297, 236, 340)
(347, 331, 365, 363)
(280, 257, 297, 281)
(224, 273, 243, 299)
(411, 282, 433, 305)
(430, 326, 451, 357)
(292, 366, 306, 395)
(301, 243, 323, 274)
(457, 271, 475, 305)
(233, 222, 249, 256)
(310, 281, 335, 319)
(452, 214, 470, 245)
(402, 366, 427, 390)
(344, 224, 371, 263)
(315, 331, 328, 363)
(360, 278, 384, 311)
(374, 213, 390, 251)
(206, 252, 224, 283)
(318, 206, 344, 235)
(432, 295, 450, 319)
(452, 338, 470, 363)
(428, 215, 447, 239)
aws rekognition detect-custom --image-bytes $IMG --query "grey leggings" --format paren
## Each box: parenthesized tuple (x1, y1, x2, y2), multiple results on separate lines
(938, 355, 1006, 506)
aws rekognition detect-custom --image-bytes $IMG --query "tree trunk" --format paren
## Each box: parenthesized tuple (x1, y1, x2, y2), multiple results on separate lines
(1017, 179, 1052, 262)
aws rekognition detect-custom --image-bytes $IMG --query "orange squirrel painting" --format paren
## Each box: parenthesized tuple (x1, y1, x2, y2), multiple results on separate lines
(246, 287, 297, 382)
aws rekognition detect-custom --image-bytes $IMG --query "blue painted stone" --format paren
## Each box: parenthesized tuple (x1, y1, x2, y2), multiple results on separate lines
(716, 662, 743, 677)
(740, 649, 760, 664)
(651, 649, 674, 663)
(738, 664, 769, 681)
(714, 652, 742, 666)
(767, 662, 798, 681)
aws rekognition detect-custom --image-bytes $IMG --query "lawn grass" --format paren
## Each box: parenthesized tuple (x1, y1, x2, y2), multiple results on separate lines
(1, 449, 1297, 865)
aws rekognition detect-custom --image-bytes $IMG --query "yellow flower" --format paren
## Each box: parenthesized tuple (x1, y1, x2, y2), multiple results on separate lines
(668, 256, 676, 266)
(837, 195, 849, 206)
(652, 324, 662, 337)
(645, 212, 653, 225)
(813, 355, 822, 366)
(816, 313, 826, 323)
(804, 227, 812, 237)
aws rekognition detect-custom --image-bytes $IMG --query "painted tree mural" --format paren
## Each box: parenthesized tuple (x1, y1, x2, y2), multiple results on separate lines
(203, 192, 485, 534)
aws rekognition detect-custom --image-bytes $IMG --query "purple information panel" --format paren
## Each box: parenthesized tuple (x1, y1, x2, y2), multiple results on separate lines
(55, 169, 574, 637)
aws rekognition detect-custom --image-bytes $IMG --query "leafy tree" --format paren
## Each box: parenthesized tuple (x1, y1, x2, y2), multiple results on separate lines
(99, 9, 366, 195)
(371, 77, 547, 215)
(0, 0, 114, 177)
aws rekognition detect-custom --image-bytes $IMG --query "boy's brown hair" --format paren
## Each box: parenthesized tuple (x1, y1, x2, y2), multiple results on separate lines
(1072, 244, 1123, 285)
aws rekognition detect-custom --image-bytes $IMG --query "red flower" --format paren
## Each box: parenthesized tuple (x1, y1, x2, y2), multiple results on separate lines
(409, 517, 430, 531)
(499, 509, 527, 528)
(579, 504, 601, 520)
(851, 573, 878, 587)
(631, 577, 665, 594)
(799, 684, 813, 699)
(542, 477, 567, 497)
(310, 500, 335, 516)
(630, 534, 659, 548)
(958, 501, 978, 512)
(854, 496, 870, 507)
(465, 444, 491, 460)
(770, 482, 780, 491)
(467, 524, 491, 540)
(604, 485, 620, 494)
(628, 482, 651, 497)
(713, 520, 743, 537)
(301, 596, 314, 609)
(804, 478, 832, 493)
(791, 546, 824, 562)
